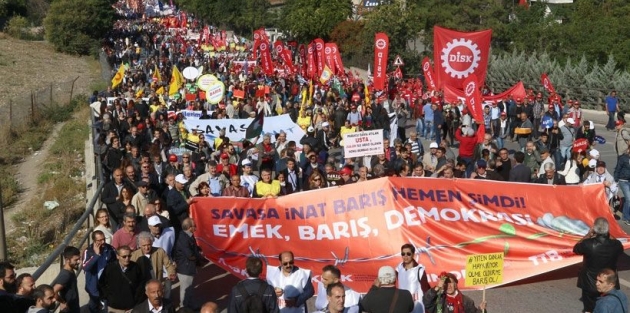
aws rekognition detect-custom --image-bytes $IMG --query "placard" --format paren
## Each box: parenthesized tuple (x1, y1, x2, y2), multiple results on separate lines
(343, 129, 384, 158)
(465, 252, 504, 287)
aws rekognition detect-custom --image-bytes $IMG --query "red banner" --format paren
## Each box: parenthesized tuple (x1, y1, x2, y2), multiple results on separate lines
(203, 26, 210, 46)
(443, 81, 527, 105)
(307, 41, 316, 80)
(422, 57, 437, 91)
(541, 73, 556, 94)
(298, 44, 307, 77)
(373, 32, 389, 91)
(314, 38, 325, 78)
(433, 26, 492, 90)
(191, 178, 630, 293)
(324, 43, 335, 71)
(259, 41, 274, 75)
(273, 41, 294, 74)
(463, 74, 486, 143)
(330, 43, 345, 76)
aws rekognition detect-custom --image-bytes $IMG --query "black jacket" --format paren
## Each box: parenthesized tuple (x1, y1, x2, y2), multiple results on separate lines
(573, 235, 624, 292)
(131, 299, 176, 313)
(173, 231, 203, 275)
(423, 287, 482, 313)
(227, 278, 279, 313)
(98, 261, 146, 310)
(534, 173, 566, 185)
(361, 286, 414, 313)
(509, 163, 531, 183)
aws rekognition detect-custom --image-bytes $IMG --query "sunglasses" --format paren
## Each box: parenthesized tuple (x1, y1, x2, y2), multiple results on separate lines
(401, 252, 413, 256)
(313, 178, 321, 181)
(283, 261, 294, 266)
(119, 255, 131, 258)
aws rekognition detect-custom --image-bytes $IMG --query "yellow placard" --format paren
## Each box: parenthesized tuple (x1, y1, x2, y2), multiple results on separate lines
(465, 252, 504, 287)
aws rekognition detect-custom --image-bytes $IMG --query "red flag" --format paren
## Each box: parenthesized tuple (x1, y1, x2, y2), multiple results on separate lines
(373, 32, 389, 90)
(180, 12, 187, 28)
(259, 41, 274, 75)
(443, 81, 527, 105)
(274, 40, 295, 74)
(422, 57, 437, 91)
(324, 43, 335, 70)
(314, 38, 325, 77)
(462, 74, 485, 143)
(433, 26, 492, 90)
(330, 43, 345, 76)
(298, 44, 307, 77)
(541, 73, 556, 94)
(307, 41, 316, 80)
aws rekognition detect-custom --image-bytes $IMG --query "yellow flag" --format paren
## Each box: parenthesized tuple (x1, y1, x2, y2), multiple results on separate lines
(153, 64, 161, 83)
(308, 80, 313, 105)
(301, 86, 307, 106)
(364, 83, 370, 107)
(319, 65, 333, 85)
(135, 87, 145, 98)
(111, 64, 126, 88)
(169, 66, 184, 96)
(156, 86, 165, 95)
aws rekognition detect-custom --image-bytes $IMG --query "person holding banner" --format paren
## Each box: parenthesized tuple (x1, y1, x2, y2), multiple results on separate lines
(396, 244, 430, 313)
(266, 251, 314, 313)
(422, 272, 487, 313)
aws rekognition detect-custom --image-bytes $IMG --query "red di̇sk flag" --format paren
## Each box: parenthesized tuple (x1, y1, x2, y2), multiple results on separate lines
(373, 32, 389, 91)
(307, 41, 317, 80)
(274, 41, 295, 74)
(422, 57, 437, 91)
(330, 43, 345, 76)
(298, 44, 307, 77)
(324, 43, 335, 71)
(314, 38, 325, 77)
(259, 42, 274, 75)
(433, 26, 492, 90)
(463, 74, 485, 143)
(541, 73, 556, 94)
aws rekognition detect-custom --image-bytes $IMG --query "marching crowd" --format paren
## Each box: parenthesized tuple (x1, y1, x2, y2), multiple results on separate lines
(2, 2, 630, 312)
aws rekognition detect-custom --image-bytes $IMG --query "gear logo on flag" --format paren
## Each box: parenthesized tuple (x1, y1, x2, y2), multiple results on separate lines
(325, 46, 332, 54)
(260, 43, 267, 51)
(423, 61, 430, 71)
(440, 38, 481, 79)
(276, 45, 283, 53)
(464, 81, 476, 97)
(316, 42, 323, 51)
(375, 38, 387, 50)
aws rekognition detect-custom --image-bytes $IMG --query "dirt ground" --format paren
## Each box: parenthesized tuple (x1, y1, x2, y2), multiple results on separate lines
(0, 32, 98, 106)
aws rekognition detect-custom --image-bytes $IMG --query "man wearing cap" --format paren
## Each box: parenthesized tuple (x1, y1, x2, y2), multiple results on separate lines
(585, 161, 617, 201)
(347, 105, 362, 128)
(614, 120, 630, 156)
(605, 90, 620, 131)
(147, 215, 175, 256)
(544, 103, 560, 122)
(471, 159, 503, 181)
(240, 159, 259, 196)
(360, 266, 414, 313)
(423, 272, 487, 313)
(257, 134, 279, 173)
(317, 122, 336, 153)
(422, 142, 439, 172)
(217, 153, 238, 177)
(301, 127, 321, 153)
(167, 174, 194, 227)
(537, 147, 554, 177)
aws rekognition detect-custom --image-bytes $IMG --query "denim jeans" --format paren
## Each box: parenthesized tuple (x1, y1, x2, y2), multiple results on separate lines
(619, 181, 630, 221)
(496, 137, 504, 149)
(415, 119, 424, 136)
(424, 121, 433, 140)
(560, 146, 572, 168)
(607, 111, 616, 130)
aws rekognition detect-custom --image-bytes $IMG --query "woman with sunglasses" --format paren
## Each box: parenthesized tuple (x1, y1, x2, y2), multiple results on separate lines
(308, 172, 325, 190)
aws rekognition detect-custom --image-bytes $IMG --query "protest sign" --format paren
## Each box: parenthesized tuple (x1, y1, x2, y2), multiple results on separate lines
(183, 114, 306, 146)
(465, 252, 504, 287)
(191, 179, 630, 293)
(343, 130, 384, 158)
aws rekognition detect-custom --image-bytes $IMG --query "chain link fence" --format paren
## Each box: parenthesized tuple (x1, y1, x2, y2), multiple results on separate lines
(0, 76, 81, 131)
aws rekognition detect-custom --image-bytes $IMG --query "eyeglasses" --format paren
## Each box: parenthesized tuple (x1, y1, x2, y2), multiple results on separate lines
(182, 156, 190, 159)
(313, 178, 321, 181)
(283, 261, 294, 266)
(401, 252, 413, 256)
(119, 254, 131, 258)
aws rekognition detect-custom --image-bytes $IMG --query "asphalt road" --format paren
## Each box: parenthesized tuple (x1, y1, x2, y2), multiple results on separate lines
(186, 109, 630, 313)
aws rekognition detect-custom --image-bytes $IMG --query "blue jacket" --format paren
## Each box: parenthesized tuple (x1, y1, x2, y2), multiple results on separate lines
(614, 153, 630, 181)
(173, 231, 203, 275)
(82, 243, 117, 297)
(594, 288, 628, 313)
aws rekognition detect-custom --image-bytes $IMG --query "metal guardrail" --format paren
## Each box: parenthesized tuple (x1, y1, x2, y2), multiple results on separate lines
(32, 112, 105, 280)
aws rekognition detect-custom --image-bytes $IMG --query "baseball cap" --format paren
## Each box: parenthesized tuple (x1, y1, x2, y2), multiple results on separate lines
(148, 215, 162, 226)
(175, 174, 188, 184)
(476, 159, 487, 168)
(220, 153, 229, 159)
(589, 149, 600, 159)
(588, 159, 597, 168)
(322, 122, 330, 127)
(168, 154, 178, 162)
(307, 126, 315, 132)
(242, 159, 252, 166)
(616, 120, 625, 126)
(429, 142, 438, 149)
(566, 118, 575, 125)
(377, 266, 396, 281)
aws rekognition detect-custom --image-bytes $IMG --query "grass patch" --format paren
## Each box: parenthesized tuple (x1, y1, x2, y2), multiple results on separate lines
(8, 105, 89, 266)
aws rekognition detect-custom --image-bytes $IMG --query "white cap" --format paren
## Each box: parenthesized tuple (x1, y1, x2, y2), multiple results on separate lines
(566, 118, 575, 125)
(242, 159, 252, 166)
(175, 174, 188, 184)
(465, 127, 475, 137)
(322, 122, 330, 127)
(588, 159, 597, 168)
(307, 126, 315, 132)
(589, 149, 600, 159)
(377, 266, 396, 284)
(429, 142, 439, 149)
(148, 215, 162, 226)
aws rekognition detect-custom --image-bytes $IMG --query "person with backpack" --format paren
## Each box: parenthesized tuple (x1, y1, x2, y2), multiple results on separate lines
(228, 256, 279, 313)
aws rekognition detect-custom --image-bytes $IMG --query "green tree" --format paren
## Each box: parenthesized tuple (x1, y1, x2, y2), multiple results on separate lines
(280, 0, 352, 42)
(44, 0, 114, 55)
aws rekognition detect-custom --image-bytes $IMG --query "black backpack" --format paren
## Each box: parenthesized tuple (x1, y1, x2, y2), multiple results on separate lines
(237, 281, 269, 313)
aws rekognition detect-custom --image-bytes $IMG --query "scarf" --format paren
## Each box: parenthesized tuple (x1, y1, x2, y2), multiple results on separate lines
(444, 291, 464, 313)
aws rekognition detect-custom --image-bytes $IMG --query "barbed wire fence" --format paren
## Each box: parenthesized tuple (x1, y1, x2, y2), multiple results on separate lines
(0, 76, 81, 131)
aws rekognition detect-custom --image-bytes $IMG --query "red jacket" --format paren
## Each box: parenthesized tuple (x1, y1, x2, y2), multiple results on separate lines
(456, 128, 477, 158)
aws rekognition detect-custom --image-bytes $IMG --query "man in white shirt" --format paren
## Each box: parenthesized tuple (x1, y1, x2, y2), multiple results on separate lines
(396, 243, 430, 313)
(314, 265, 361, 313)
(266, 251, 315, 313)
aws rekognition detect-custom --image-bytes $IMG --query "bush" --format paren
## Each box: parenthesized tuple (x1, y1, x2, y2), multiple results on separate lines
(4, 15, 27, 39)
(43, 0, 114, 55)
